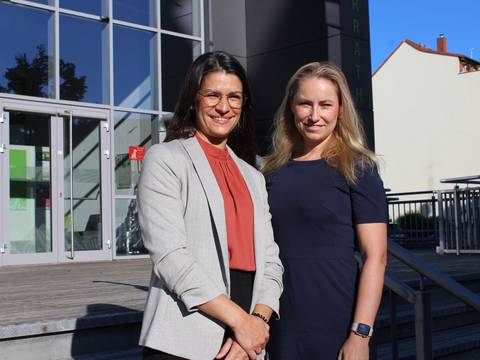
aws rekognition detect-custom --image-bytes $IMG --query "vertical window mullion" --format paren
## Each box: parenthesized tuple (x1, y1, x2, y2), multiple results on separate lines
(108, 0, 114, 107)
(199, 0, 205, 53)
(156, 0, 162, 113)
(54, 0, 60, 99)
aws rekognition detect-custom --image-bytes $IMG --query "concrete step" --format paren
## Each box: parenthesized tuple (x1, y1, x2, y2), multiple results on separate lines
(375, 299, 480, 344)
(375, 265, 480, 358)
(0, 311, 142, 360)
(74, 348, 142, 360)
(376, 322, 480, 360)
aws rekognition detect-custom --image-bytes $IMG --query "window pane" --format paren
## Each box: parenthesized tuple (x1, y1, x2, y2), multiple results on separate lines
(161, 0, 201, 36)
(29, 0, 54, 5)
(0, 3, 54, 98)
(9, 112, 52, 254)
(115, 198, 147, 256)
(60, 14, 108, 104)
(113, 0, 156, 27)
(161, 35, 201, 112)
(114, 25, 157, 110)
(59, 0, 106, 16)
(64, 117, 103, 252)
(114, 112, 156, 196)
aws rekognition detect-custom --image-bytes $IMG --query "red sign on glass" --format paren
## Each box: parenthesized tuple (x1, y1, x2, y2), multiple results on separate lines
(128, 146, 145, 161)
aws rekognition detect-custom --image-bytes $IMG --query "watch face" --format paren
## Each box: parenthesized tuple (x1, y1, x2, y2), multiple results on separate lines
(357, 323, 371, 336)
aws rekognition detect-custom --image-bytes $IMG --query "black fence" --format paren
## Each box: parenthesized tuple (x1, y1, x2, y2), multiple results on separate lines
(436, 187, 480, 254)
(387, 191, 437, 249)
(387, 187, 480, 253)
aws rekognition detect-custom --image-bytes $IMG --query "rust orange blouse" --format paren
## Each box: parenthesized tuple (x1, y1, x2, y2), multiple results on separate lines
(196, 134, 256, 271)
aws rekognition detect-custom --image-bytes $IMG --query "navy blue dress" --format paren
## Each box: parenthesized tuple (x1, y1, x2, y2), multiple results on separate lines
(266, 159, 387, 359)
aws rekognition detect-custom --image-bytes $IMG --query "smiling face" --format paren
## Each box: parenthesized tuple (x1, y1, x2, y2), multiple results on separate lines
(291, 76, 340, 157)
(194, 71, 243, 148)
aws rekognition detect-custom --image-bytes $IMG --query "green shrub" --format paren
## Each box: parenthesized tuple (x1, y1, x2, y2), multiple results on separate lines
(396, 213, 435, 229)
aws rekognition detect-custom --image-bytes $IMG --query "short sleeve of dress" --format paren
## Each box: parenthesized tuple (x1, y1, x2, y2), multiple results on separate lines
(351, 165, 388, 224)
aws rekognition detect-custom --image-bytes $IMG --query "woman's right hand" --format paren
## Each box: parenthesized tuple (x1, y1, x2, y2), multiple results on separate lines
(231, 313, 269, 359)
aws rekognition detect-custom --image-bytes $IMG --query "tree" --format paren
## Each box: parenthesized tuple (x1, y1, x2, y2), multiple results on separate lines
(1, 45, 49, 97)
(0, 44, 87, 101)
(60, 60, 87, 101)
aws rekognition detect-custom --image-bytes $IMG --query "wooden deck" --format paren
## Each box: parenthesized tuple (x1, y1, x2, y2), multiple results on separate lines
(0, 258, 151, 332)
(0, 250, 479, 337)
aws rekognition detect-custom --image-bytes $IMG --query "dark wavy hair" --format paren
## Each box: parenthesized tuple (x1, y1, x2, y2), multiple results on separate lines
(165, 51, 257, 166)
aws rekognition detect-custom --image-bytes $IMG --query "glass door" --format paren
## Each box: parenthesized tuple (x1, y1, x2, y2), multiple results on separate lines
(60, 113, 111, 262)
(0, 110, 57, 265)
(0, 101, 112, 265)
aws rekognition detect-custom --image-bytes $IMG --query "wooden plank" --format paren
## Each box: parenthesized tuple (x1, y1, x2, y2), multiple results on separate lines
(0, 259, 151, 326)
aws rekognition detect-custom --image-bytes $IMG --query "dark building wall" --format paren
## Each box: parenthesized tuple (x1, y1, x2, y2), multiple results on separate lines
(207, 0, 374, 154)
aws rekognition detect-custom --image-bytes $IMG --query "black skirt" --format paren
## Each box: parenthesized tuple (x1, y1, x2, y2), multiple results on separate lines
(143, 269, 255, 360)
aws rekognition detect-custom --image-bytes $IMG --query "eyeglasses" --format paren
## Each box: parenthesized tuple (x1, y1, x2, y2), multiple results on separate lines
(197, 90, 246, 109)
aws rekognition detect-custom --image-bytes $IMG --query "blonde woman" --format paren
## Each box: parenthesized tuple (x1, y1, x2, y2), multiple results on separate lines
(263, 62, 387, 360)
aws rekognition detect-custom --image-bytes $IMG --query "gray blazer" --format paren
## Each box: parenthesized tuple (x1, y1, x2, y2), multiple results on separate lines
(137, 136, 283, 360)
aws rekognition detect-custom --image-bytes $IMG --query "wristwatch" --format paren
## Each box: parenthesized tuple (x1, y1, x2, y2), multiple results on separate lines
(351, 322, 373, 338)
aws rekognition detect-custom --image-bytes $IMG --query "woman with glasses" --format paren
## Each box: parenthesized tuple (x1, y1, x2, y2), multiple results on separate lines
(137, 51, 283, 360)
(262, 62, 387, 359)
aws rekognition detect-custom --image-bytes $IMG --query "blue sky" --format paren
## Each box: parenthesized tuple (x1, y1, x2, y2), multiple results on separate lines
(369, 0, 480, 73)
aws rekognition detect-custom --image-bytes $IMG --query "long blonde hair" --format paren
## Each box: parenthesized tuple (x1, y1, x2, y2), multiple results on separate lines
(261, 62, 376, 184)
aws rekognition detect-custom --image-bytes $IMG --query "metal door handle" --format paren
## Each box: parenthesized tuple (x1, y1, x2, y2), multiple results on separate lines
(0, 243, 7, 254)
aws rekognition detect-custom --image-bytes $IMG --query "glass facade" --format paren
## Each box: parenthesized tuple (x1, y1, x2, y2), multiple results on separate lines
(114, 25, 157, 110)
(63, 116, 103, 252)
(59, 0, 106, 16)
(0, 3, 54, 98)
(113, 0, 156, 27)
(161, 0, 201, 36)
(9, 112, 52, 254)
(114, 111, 156, 256)
(0, 0, 203, 264)
(60, 14, 108, 103)
(161, 34, 201, 112)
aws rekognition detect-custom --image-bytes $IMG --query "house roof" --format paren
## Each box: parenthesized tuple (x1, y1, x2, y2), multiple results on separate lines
(372, 39, 480, 77)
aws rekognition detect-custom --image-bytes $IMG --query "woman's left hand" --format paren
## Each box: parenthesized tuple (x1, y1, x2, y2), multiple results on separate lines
(337, 334, 370, 360)
(215, 337, 251, 360)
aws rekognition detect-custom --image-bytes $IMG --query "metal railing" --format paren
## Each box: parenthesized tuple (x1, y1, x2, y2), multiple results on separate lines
(382, 239, 480, 360)
(387, 187, 480, 254)
(436, 187, 480, 254)
(387, 191, 437, 249)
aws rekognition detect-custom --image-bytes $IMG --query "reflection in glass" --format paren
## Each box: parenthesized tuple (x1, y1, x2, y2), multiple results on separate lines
(161, 35, 201, 112)
(113, 0, 155, 27)
(59, 0, 106, 16)
(60, 14, 108, 104)
(161, 0, 200, 36)
(28, 0, 54, 4)
(114, 112, 156, 196)
(64, 117, 103, 252)
(114, 25, 157, 110)
(115, 198, 147, 256)
(9, 112, 52, 254)
(0, 3, 54, 98)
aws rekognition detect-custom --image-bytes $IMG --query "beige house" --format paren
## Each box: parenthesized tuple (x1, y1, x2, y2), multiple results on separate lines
(372, 36, 480, 192)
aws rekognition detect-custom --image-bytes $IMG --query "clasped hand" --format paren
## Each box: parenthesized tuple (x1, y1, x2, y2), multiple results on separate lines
(216, 314, 269, 359)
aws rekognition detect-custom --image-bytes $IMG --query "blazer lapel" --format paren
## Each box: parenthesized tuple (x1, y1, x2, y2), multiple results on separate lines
(180, 137, 230, 288)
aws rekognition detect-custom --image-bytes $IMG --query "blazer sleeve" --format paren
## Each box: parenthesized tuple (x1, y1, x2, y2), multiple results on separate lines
(137, 144, 224, 311)
(255, 172, 284, 318)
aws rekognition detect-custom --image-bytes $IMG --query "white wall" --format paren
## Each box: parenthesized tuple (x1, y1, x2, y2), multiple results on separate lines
(373, 42, 480, 192)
